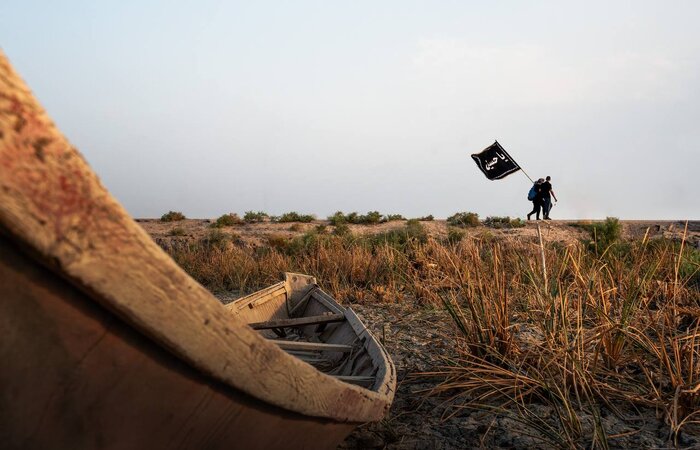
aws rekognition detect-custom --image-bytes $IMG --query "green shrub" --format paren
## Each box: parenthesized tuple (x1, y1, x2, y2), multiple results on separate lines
(446, 227, 466, 244)
(680, 246, 700, 287)
(476, 229, 496, 243)
(484, 216, 526, 229)
(160, 211, 186, 222)
(405, 218, 426, 232)
(276, 212, 315, 223)
(447, 211, 480, 228)
(267, 228, 334, 257)
(362, 211, 383, 225)
(167, 226, 186, 237)
(329, 211, 390, 225)
(211, 213, 244, 228)
(511, 218, 526, 228)
(315, 224, 328, 234)
(372, 220, 427, 248)
(579, 217, 622, 254)
(597, 217, 622, 244)
(333, 223, 351, 236)
(415, 215, 434, 221)
(202, 229, 232, 250)
(328, 211, 347, 226)
(243, 211, 268, 223)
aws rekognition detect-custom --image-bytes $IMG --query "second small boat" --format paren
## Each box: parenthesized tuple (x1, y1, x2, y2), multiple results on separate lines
(227, 273, 396, 393)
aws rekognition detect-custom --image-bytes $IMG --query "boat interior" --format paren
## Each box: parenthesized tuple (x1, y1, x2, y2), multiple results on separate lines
(227, 273, 388, 390)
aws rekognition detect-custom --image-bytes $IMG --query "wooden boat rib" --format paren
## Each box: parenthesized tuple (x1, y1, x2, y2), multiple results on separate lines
(228, 273, 394, 390)
(0, 51, 395, 449)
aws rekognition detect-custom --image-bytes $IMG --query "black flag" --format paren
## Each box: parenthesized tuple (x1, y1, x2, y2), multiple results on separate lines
(471, 141, 521, 180)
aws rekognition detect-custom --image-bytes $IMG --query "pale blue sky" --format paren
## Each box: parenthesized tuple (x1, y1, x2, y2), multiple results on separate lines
(2, 1, 698, 219)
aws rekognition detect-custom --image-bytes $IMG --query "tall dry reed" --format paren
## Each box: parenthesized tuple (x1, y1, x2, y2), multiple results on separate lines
(165, 225, 699, 447)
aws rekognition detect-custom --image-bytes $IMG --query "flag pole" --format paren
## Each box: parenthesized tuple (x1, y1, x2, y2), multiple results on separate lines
(495, 140, 534, 184)
(518, 166, 535, 184)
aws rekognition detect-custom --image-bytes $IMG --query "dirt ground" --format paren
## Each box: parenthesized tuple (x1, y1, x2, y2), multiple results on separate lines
(140, 218, 700, 252)
(211, 295, 697, 449)
(337, 302, 697, 449)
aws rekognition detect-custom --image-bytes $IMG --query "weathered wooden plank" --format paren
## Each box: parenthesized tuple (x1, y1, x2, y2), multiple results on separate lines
(341, 308, 397, 392)
(226, 283, 286, 311)
(334, 376, 375, 381)
(0, 235, 357, 450)
(250, 313, 345, 330)
(247, 286, 286, 309)
(289, 355, 332, 365)
(310, 290, 345, 315)
(284, 350, 319, 358)
(333, 376, 375, 385)
(288, 287, 316, 317)
(270, 340, 354, 353)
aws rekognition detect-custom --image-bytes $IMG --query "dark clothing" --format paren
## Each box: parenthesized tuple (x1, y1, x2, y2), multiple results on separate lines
(528, 199, 542, 219)
(540, 181, 552, 198)
(542, 197, 552, 218)
(527, 183, 543, 219)
(541, 181, 554, 218)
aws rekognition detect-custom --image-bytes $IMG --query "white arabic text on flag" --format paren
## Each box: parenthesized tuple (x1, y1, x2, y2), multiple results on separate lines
(470, 141, 521, 180)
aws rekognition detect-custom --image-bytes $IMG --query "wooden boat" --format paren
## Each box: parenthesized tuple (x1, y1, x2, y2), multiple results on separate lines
(0, 51, 395, 449)
(228, 273, 395, 390)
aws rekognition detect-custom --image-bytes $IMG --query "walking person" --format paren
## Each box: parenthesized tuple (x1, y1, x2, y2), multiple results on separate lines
(540, 176, 558, 220)
(527, 178, 544, 220)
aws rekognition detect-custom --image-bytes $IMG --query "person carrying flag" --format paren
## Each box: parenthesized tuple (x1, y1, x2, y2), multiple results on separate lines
(527, 178, 544, 220)
(471, 142, 556, 220)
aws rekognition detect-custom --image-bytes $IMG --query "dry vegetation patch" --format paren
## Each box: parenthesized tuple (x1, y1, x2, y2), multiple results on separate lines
(142, 218, 700, 448)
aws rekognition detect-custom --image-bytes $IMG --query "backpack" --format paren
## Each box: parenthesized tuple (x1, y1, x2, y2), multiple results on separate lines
(527, 184, 537, 201)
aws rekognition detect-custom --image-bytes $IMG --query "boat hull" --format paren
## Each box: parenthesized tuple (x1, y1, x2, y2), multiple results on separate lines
(0, 235, 355, 450)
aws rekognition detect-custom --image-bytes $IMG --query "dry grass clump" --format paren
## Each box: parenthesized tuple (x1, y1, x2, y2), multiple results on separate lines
(243, 211, 269, 223)
(447, 211, 480, 228)
(168, 221, 429, 301)
(167, 226, 186, 237)
(200, 229, 238, 251)
(427, 225, 700, 447)
(484, 215, 526, 229)
(163, 221, 699, 446)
